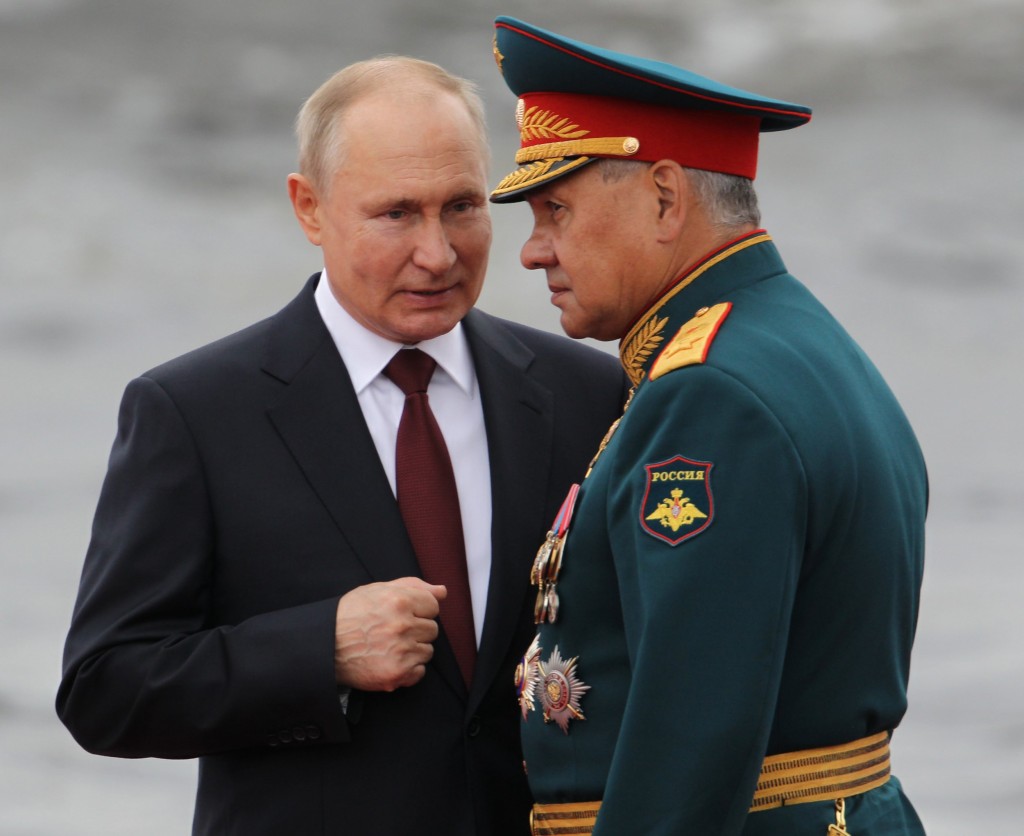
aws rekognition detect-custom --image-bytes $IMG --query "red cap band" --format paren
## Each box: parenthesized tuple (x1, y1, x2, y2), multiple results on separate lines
(518, 92, 761, 179)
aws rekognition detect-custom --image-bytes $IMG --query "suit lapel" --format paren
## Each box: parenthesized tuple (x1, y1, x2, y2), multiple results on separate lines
(262, 278, 468, 698)
(262, 278, 420, 585)
(463, 311, 555, 706)
(258, 289, 554, 704)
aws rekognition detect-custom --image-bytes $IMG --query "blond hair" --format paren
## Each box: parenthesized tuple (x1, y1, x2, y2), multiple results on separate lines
(295, 56, 489, 192)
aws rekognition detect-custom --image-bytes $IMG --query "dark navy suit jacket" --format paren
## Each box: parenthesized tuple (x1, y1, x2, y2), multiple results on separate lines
(57, 275, 627, 835)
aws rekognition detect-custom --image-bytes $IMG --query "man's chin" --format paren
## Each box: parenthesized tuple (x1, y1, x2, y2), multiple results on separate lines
(559, 316, 596, 342)
(559, 312, 618, 343)
(388, 307, 467, 344)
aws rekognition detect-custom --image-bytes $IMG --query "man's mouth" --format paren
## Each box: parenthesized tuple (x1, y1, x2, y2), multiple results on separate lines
(404, 285, 457, 302)
(408, 281, 457, 294)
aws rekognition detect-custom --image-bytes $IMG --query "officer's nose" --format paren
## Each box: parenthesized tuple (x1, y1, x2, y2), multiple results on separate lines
(520, 227, 555, 271)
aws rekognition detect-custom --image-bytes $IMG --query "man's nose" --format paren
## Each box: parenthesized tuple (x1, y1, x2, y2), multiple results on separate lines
(413, 218, 457, 274)
(520, 228, 555, 271)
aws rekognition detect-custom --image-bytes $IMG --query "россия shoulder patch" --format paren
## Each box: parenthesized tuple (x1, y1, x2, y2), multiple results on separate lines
(639, 455, 714, 545)
(648, 302, 731, 381)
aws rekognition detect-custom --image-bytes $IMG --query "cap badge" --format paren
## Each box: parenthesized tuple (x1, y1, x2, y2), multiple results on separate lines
(538, 645, 590, 733)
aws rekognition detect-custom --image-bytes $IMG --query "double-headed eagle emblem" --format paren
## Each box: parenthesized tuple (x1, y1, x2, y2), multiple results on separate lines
(645, 488, 708, 532)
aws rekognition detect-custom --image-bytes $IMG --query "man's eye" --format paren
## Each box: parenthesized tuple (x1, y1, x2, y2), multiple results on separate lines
(385, 209, 408, 220)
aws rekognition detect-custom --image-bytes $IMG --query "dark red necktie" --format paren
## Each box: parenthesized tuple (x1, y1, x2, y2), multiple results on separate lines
(384, 348, 476, 685)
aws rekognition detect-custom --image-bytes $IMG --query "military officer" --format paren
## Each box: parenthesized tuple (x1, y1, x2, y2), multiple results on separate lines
(490, 16, 928, 836)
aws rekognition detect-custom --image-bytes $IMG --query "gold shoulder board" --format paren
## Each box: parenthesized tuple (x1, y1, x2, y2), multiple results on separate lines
(648, 302, 732, 382)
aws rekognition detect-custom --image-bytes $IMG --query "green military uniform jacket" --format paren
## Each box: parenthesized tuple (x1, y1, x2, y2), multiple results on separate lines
(519, 232, 927, 834)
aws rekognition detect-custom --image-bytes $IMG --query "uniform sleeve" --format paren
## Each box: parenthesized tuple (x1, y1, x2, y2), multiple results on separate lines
(593, 366, 806, 835)
(56, 376, 351, 758)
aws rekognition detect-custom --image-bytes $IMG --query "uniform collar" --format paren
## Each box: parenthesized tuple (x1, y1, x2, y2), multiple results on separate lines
(617, 230, 778, 385)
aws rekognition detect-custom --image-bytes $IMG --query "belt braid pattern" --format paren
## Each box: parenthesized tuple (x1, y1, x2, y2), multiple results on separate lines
(529, 731, 892, 834)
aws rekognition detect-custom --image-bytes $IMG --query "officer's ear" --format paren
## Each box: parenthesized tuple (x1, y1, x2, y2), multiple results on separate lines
(648, 160, 688, 242)
(288, 173, 324, 246)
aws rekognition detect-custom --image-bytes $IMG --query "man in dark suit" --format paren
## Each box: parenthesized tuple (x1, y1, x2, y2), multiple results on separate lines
(56, 56, 627, 835)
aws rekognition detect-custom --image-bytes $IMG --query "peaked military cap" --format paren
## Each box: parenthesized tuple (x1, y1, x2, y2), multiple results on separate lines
(490, 16, 812, 202)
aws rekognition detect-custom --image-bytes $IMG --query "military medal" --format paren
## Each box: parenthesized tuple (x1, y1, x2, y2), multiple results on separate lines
(532, 483, 579, 624)
(515, 633, 542, 719)
(538, 645, 589, 733)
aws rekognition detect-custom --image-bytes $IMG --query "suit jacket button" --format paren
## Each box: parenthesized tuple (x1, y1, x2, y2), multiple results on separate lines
(267, 734, 280, 748)
(278, 729, 293, 744)
(292, 726, 307, 741)
(467, 716, 482, 738)
(306, 725, 322, 740)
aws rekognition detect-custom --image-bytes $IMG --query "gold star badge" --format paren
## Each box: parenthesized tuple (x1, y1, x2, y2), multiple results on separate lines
(538, 645, 590, 733)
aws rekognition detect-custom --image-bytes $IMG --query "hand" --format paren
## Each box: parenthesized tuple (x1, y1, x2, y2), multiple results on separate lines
(334, 577, 447, 692)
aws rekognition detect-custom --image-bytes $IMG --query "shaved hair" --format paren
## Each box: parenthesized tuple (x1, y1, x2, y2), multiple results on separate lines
(596, 158, 761, 229)
(684, 168, 760, 229)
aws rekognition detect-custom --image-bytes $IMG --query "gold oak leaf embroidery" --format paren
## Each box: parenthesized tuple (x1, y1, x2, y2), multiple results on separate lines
(622, 315, 669, 385)
(520, 107, 590, 142)
(494, 158, 561, 193)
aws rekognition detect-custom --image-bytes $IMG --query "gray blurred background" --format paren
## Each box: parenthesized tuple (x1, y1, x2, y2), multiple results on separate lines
(2, 0, 1022, 832)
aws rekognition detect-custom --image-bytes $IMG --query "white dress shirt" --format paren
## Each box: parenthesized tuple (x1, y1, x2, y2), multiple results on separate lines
(314, 273, 492, 645)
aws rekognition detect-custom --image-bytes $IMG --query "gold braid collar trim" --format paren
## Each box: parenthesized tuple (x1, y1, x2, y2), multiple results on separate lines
(620, 315, 669, 387)
(618, 232, 771, 385)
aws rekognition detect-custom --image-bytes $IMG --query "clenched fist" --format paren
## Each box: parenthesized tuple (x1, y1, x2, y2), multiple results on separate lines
(334, 577, 447, 692)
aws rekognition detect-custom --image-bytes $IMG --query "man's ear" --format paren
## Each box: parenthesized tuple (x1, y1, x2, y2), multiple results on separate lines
(648, 160, 688, 242)
(287, 173, 323, 246)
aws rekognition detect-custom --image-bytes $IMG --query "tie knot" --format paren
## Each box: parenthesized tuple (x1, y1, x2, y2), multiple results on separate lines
(384, 348, 437, 395)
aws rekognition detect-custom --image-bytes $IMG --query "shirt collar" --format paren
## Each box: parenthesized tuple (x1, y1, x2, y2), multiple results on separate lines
(314, 270, 475, 396)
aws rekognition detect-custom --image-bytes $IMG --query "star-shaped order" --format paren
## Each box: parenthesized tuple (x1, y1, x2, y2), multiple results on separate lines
(538, 645, 590, 733)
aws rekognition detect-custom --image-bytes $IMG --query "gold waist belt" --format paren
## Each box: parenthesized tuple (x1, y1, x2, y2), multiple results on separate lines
(529, 731, 891, 835)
